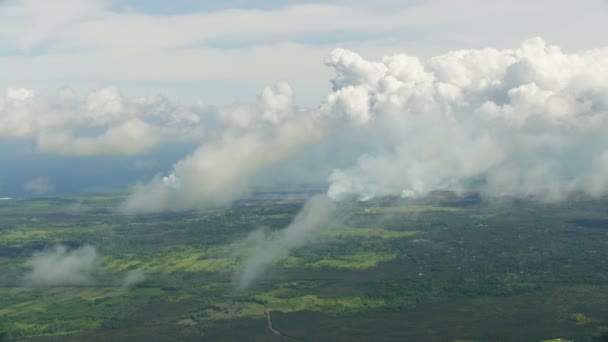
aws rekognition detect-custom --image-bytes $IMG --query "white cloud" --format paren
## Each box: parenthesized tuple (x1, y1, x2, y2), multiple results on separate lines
(37, 119, 167, 156)
(0, 0, 107, 52)
(24, 176, 54, 194)
(2, 0, 605, 55)
(72, 4, 409, 52)
(23, 244, 100, 287)
(0, 86, 204, 156)
(324, 38, 608, 202)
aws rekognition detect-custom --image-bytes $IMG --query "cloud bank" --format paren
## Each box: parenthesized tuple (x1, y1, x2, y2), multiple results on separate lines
(23, 245, 100, 287)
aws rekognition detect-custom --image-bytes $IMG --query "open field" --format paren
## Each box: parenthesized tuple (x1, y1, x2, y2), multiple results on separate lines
(1, 194, 608, 341)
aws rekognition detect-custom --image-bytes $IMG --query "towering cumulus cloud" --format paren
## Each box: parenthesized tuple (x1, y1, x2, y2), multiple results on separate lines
(325, 38, 608, 202)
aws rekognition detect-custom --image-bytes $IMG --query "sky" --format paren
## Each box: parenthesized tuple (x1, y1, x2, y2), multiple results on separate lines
(1, 0, 608, 202)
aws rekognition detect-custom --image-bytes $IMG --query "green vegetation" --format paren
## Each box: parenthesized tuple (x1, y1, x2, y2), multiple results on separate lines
(276, 251, 398, 270)
(1, 194, 608, 341)
(103, 245, 238, 273)
(325, 226, 419, 239)
(361, 205, 462, 214)
(0, 223, 115, 247)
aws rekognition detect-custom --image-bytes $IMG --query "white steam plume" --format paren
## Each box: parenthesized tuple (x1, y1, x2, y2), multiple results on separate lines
(23, 245, 100, 287)
(120, 271, 146, 289)
(234, 195, 337, 288)
(128, 38, 608, 284)
(126, 38, 608, 214)
(122, 82, 332, 213)
(233, 38, 608, 287)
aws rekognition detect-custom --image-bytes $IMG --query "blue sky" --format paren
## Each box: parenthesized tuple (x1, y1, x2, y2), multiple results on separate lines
(1, 0, 608, 200)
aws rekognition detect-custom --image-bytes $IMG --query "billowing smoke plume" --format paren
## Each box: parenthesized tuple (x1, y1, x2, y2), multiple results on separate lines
(234, 195, 337, 288)
(23, 245, 100, 287)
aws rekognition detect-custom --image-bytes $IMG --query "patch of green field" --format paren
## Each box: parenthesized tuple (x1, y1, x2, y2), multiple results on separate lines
(187, 286, 386, 322)
(0, 298, 47, 316)
(0, 288, 122, 338)
(255, 285, 386, 314)
(103, 245, 238, 273)
(361, 205, 462, 214)
(275, 251, 398, 270)
(310, 252, 398, 269)
(103, 254, 142, 272)
(8, 318, 104, 338)
(0, 286, 178, 339)
(0, 223, 115, 247)
(0, 288, 122, 317)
